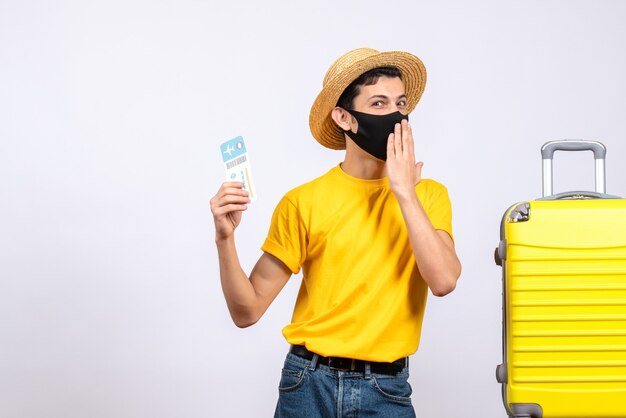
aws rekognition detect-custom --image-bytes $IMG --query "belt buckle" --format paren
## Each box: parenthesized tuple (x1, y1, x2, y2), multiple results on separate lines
(328, 357, 356, 371)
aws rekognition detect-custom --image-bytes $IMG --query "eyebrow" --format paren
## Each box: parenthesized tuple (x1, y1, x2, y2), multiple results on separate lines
(367, 94, 407, 101)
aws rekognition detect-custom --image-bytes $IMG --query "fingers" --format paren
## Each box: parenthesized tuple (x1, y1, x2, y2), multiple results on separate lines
(403, 120, 414, 158)
(219, 181, 248, 195)
(388, 120, 414, 160)
(217, 182, 249, 200)
(210, 182, 250, 216)
(394, 121, 403, 154)
(211, 200, 248, 219)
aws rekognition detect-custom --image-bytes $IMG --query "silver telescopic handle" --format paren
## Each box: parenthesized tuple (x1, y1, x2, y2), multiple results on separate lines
(541, 140, 607, 197)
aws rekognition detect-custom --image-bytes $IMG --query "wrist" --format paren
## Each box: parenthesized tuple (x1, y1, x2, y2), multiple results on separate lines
(392, 186, 417, 203)
(215, 234, 235, 247)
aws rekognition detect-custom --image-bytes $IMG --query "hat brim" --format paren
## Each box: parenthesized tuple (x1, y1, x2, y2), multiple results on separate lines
(309, 50, 427, 150)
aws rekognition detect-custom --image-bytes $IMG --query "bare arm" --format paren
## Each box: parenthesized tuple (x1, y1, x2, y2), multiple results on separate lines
(210, 182, 292, 327)
(386, 120, 462, 296)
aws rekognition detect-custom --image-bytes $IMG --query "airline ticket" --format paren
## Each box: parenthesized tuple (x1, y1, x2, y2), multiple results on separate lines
(220, 136, 257, 202)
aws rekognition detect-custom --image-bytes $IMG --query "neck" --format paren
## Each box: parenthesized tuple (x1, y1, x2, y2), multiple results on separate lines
(341, 138, 386, 180)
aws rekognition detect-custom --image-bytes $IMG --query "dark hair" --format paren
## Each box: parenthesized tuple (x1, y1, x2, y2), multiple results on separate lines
(336, 66, 402, 111)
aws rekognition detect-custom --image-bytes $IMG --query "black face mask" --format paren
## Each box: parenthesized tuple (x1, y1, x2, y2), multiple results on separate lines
(343, 110, 409, 161)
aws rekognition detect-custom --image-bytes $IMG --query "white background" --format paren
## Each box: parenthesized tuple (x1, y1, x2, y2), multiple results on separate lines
(1, 1, 626, 417)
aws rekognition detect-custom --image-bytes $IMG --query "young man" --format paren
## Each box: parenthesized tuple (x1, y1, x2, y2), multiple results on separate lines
(210, 48, 461, 417)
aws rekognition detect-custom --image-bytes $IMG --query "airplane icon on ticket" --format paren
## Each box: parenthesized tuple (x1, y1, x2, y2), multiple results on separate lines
(223, 144, 235, 157)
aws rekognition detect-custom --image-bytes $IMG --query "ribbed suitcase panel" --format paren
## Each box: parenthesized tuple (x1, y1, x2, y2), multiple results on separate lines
(504, 200, 626, 417)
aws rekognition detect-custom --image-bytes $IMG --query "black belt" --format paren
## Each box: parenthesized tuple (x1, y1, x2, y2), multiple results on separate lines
(289, 345, 407, 375)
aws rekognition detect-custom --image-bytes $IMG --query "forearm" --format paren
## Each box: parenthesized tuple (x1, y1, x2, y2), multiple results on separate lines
(215, 236, 260, 327)
(396, 191, 461, 296)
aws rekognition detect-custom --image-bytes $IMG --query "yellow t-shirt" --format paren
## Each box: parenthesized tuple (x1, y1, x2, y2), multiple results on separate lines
(261, 165, 454, 362)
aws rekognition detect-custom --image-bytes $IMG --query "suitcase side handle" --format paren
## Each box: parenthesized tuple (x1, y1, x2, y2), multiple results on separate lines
(541, 140, 606, 197)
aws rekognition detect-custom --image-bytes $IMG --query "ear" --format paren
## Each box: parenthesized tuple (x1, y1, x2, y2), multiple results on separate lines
(330, 107, 355, 132)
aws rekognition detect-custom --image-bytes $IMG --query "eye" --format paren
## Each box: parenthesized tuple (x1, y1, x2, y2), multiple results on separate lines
(372, 100, 384, 107)
(397, 100, 407, 107)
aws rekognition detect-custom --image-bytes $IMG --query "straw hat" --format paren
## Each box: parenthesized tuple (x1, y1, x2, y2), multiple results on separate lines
(309, 48, 427, 150)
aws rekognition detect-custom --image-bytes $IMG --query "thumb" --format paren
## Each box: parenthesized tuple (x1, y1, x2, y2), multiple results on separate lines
(414, 161, 424, 185)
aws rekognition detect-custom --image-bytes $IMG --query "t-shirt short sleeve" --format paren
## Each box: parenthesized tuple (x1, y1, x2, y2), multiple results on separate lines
(422, 181, 454, 242)
(261, 194, 307, 275)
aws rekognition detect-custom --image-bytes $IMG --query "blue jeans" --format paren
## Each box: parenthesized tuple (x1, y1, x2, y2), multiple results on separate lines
(274, 352, 416, 418)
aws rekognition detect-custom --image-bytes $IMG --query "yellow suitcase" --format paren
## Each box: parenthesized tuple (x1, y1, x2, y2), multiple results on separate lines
(495, 140, 626, 418)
